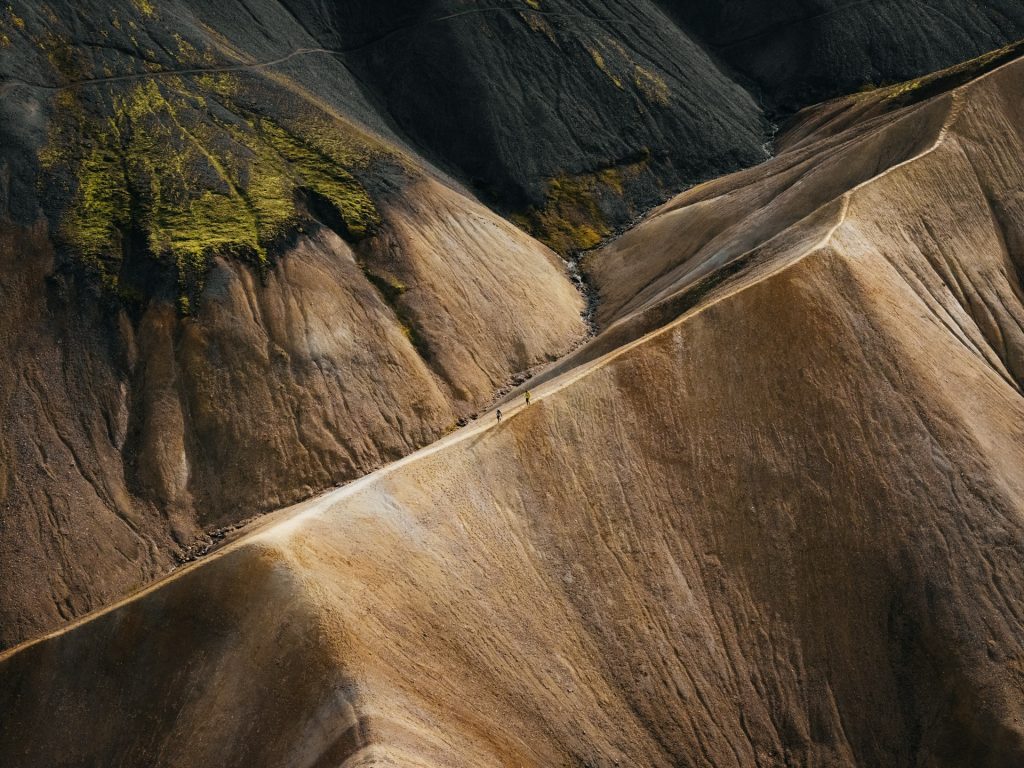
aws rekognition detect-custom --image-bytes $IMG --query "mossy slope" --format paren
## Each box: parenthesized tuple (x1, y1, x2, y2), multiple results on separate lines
(513, 157, 651, 254)
(41, 74, 383, 312)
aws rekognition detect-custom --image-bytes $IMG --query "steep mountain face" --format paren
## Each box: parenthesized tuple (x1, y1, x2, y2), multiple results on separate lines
(4, 51, 1024, 767)
(1, 0, 1022, 661)
(662, 0, 1024, 110)
(277, 0, 771, 251)
(276, 0, 1024, 251)
(0, 0, 586, 649)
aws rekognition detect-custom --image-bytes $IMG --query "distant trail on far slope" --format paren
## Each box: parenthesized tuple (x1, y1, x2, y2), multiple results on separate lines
(0, 5, 641, 98)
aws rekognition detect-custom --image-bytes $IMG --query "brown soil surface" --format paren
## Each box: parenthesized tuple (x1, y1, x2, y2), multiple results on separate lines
(4, 50, 1024, 767)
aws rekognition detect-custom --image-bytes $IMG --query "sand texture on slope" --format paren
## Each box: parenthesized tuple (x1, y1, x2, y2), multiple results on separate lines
(3, 51, 1024, 767)
(3, 0, 1023, 651)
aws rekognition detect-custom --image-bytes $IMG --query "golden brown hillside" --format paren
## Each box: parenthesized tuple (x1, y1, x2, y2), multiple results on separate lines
(3, 48, 1024, 768)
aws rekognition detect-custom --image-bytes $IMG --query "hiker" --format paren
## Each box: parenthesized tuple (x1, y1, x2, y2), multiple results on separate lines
(525, 390, 532, 406)
(496, 409, 502, 423)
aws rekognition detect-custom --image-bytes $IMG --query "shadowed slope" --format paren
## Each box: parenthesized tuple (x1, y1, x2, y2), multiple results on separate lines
(275, 0, 772, 252)
(661, 0, 1024, 110)
(3, 53, 1024, 767)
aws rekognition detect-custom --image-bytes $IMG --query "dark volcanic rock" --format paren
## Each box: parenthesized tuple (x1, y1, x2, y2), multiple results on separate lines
(280, 0, 772, 251)
(661, 0, 1024, 110)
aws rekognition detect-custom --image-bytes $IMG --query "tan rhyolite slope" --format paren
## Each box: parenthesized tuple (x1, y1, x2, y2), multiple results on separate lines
(0, 171, 585, 651)
(3, 0, 1023, 655)
(0, 33, 588, 649)
(4, 52, 1024, 768)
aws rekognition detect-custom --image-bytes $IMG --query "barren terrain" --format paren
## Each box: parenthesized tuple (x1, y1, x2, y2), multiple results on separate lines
(3, 43, 1024, 767)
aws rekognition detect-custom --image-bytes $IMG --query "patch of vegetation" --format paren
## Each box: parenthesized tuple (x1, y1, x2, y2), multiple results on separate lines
(259, 120, 380, 240)
(40, 75, 384, 314)
(884, 78, 925, 99)
(513, 156, 649, 254)
(518, 8, 556, 43)
(3, 4, 24, 29)
(63, 145, 131, 288)
(362, 269, 406, 305)
(853, 77, 922, 100)
(851, 40, 1024, 108)
(588, 47, 623, 89)
(132, 0, 155, 17)
(587, 37, 674, 107)
(360, 267, 432, 360)
(0, 3, 20, 45)
(634, 65, 669, 106)
(36, 28, 94, 82)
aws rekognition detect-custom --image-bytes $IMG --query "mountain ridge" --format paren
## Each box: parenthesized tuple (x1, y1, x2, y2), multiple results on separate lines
(3, 45, 1024, 767)
(2, 0, 1023, 660)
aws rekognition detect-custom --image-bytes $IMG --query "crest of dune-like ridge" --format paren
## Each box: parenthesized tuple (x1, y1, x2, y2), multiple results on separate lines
(3, 52, 1024, 768)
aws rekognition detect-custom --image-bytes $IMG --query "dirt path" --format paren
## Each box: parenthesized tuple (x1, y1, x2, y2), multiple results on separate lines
(0, 186, 851, 663)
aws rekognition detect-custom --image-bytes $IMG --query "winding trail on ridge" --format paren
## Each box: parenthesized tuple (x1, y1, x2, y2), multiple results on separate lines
(0, 43, 999, 667)
(0, 59, 979, 660)
(0, 190, 849, 662)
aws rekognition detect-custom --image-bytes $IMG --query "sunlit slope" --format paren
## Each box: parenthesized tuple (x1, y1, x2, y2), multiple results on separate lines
(589, 51, 1024, 389)
(4, 55, 1024, 767)
(3, 0, 1023, 652)
(0, 0, 584, 650)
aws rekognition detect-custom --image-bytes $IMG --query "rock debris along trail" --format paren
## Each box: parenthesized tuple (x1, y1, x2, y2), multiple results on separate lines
(0, 271, 666, 659)
(4, 50, 1024, 767)
(0, 383, 525, 660)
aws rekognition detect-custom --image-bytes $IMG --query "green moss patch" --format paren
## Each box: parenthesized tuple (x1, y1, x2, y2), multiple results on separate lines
(634, 65, 670, 106)
(585, 37, 672, 107)
(41, 76, 384, 313)
(851, 40, 1024, 109)
(513, 158, 648, 254)
(0, 3, 24, 46)
(259, 120, 380, 240)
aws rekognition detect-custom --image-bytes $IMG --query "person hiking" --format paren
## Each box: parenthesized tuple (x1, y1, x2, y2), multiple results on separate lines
(496, 409, 502, 423)
(525, 390, 532, 406)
